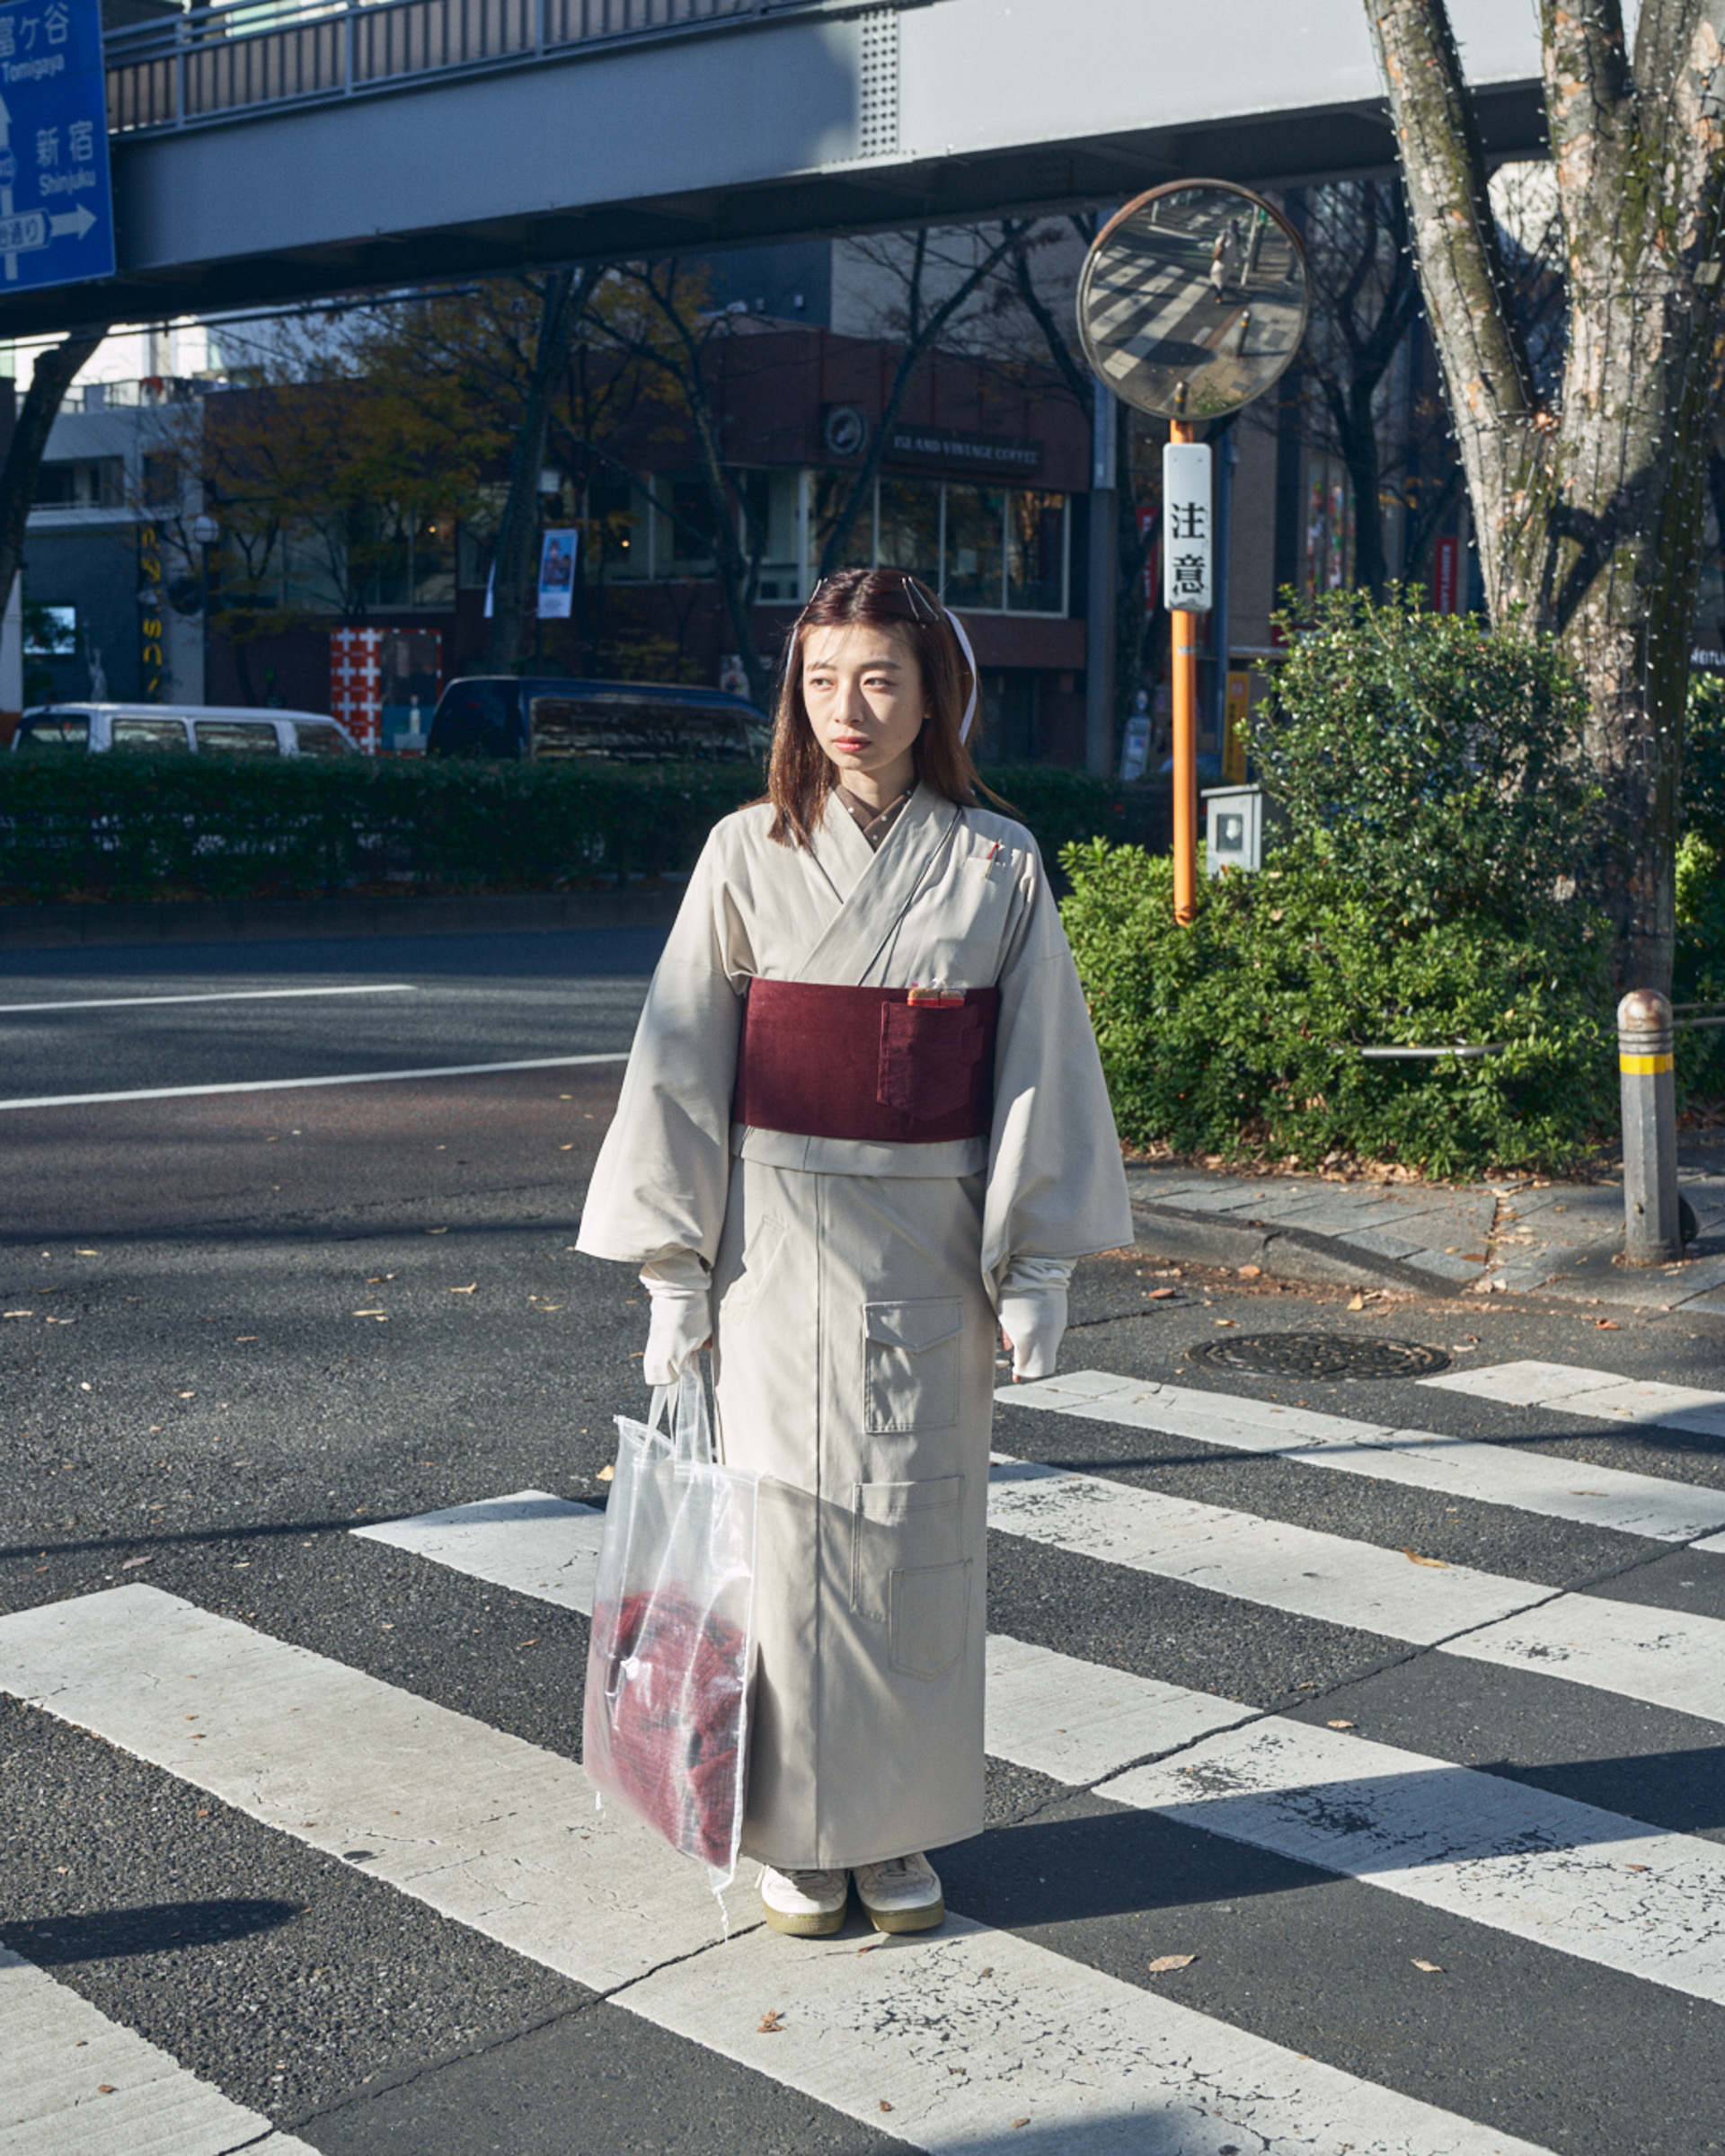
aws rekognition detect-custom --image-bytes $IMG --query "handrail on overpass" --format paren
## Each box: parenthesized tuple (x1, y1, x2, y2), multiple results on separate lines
(102, 0, 835, 136)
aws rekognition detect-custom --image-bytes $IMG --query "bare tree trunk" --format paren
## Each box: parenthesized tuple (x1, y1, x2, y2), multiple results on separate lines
(486, 268, 597, 673)
(1367, 0, 1725, 991)
(0, 325, 109, 627)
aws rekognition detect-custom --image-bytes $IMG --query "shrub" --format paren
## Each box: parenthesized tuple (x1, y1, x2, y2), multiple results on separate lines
(0, 753, 1159, 905)
(1060, 591, 1614, 1176)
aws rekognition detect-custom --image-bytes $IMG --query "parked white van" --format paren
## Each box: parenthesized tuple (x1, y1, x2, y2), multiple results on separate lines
(8, 705, 359, 756)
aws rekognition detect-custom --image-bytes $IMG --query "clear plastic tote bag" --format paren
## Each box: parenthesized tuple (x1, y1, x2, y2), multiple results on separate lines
(582, 1365, 759, 1892)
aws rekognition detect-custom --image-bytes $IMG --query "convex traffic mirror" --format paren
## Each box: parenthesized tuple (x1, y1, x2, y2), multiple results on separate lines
(1076, 180, 1309, 421)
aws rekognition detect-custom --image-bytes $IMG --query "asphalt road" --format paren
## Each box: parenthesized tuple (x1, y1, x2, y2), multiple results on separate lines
(1, 932, 1722, 2156)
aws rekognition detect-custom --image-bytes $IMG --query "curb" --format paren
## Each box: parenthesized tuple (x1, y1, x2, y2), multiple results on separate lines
(1131, 1199, 1465, 1299)
(0, 889, 686, 951)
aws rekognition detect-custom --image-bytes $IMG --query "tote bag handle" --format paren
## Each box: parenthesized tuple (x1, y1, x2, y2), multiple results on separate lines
(647, 1363, 715, 1465)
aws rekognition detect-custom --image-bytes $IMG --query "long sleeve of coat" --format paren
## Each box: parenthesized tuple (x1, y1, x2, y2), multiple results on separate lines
(978, 840, 1135, 1298)
(576, 839, 747, 1268)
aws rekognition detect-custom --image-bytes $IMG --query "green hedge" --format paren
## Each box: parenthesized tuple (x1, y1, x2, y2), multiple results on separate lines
(0, 754, 1166, 904)
(1061, 591, 1616, 1176)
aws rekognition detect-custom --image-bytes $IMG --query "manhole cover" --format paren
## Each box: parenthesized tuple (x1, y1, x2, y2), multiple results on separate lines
(1187, 1333, 1451, 1380)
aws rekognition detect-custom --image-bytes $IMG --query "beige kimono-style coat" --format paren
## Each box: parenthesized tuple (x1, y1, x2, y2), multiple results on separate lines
(578, 785, 1132, 1869)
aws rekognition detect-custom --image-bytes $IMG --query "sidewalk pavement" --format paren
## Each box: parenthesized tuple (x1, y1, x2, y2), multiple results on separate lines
(1125, 1138, 1725, 1315)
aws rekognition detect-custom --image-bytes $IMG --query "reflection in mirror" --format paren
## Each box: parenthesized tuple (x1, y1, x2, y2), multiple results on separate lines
(1078, 182, 1309, 421)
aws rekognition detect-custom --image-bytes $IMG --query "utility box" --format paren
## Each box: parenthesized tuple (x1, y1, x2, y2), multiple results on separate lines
(1203, 782, 1266, 875)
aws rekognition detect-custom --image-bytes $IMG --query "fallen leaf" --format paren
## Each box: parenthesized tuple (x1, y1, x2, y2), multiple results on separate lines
(1236, 1264, 1262, 1279)
(120, 1556, 151, 1570)
(879, 2100, 894, 2113)
(351, 1309, 387, 1318)
(449, 1284, 478, 1295)
(1147, 1286, 1177, 1300)
(1147, 1953, 1197, 1973)
(424, 1227, 448, 1234)
(1402, 1547, 1448, 1568)
(3, 1311, 32, 1319)
(597, 1463, 615, 1482)
(1326, 1719, 1356, 1729)
(517, 1639, 539, 1648)
(1214, 1318, 1236, 1328)
(1347, 1294, 1366, 1311)
(1013, 2119, 1031, 2130)
(857, 1941, 878, 1955)
(559, 1143, 576, 1151)
(235, 1336, 260, 1343)
(1624, 1863, 1650, 1873)
(1595, 1318, 1621, 1330)
(1411, 1959, 1443, 1974)
(97, 2084, 116, 2094)
(757, 2010, 784, 2034)
(1460, 1253, 1488, 1263)
(979, 1966, 993, 1978)
(76, 1249, 100, 1256)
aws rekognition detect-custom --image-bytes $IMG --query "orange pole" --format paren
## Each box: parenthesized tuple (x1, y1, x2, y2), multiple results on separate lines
(1170, 416, 1199, 925)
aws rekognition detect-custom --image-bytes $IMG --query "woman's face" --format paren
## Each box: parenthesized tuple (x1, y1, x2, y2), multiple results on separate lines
(801, 622, 926, 803)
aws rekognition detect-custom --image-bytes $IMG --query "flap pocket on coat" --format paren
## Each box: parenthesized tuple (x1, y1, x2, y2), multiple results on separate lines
(889, 1562, 971, 1683)
(850, 1475, 964, 1623)
(863, 1298, 964, 1432)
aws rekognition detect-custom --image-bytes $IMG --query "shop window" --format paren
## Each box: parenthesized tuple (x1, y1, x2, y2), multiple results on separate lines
(1007, 490, 1066, 614)
(669, 476, 717, 567)
(34, 457, 123, 508)
(943, 485, 1004, 609)
(589, 469, 646, 582)
(413, 513, 457, 610)
(812, 470, 873, 575)
(878, 476, 941, 586)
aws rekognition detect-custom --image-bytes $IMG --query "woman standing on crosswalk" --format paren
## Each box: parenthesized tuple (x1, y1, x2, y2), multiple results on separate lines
(578, 568, 1132, 1938)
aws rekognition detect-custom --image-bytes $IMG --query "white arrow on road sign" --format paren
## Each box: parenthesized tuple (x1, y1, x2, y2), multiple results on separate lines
(0, 95, 11, 154)
(0, 183, 101, 279)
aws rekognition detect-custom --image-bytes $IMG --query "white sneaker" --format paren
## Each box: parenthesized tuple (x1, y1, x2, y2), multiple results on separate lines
(854, 1851, 944, 1933)
(760, 1864, 848, 1937)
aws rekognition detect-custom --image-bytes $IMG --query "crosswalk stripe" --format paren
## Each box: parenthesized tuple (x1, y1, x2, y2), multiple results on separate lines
(987, 1453, 1538, 1639)
(626, 1913, 1553, 2156)
(0, 1586, 1557, 2156)
(1004, 1370, 1725, 1542)
(349, 1489, 1725, 2006)
(353, 1489, 1255, 1783)
(986, 1452, 1725, 1726)
(1420, 1358, 1725, 1438)
(1097, 1722, 1725, 2007)
(0, 1946, 318, 2156)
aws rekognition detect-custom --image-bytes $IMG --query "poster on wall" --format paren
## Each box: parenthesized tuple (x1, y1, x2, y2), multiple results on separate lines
(537, 530, 579, 619)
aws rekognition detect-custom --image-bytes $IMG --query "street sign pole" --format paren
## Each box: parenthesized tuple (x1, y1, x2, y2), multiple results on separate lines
(1075, 178, 1307, 925)
(1164, 421, 1212, 925)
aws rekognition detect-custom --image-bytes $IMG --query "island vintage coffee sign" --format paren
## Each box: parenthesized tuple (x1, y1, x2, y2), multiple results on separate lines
(882, 425, 1042, 475)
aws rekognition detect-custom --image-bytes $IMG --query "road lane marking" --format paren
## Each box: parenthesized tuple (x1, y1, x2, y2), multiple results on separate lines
(0, 1587, 1557, 2156)
(1100, 1720, 1725, 2007)
(1004, 1370, 1725, 1542)
(0, 1053, 630, 1112)
(986, 1454, 1725, 1725)
(1420, 1358, 1725, 1439)
(0, 985, 419, 1016)
(353, 1490, 1259, 1782)
(0, 1945, 319, 2156)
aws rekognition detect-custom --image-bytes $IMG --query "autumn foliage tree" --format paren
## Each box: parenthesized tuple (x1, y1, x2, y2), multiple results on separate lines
(1367, 0, 1725, 991)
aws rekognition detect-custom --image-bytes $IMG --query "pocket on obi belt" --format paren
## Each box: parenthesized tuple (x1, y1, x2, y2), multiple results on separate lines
(877, 998, 991, 1123)
(863, 1297, 963, 1433)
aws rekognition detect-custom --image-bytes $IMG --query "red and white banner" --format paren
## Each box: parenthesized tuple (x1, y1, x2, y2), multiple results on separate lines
(331, 628, 384, 754)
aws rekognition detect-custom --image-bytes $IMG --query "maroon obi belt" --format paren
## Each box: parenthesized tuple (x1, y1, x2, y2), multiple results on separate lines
(734, 980, 999, 1144)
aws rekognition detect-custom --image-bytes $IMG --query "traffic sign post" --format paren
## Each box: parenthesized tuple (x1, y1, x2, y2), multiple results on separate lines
(1163, 425, 1210, 924)
(0, 0, 114, 294)
(1076, 180, 1307, 923)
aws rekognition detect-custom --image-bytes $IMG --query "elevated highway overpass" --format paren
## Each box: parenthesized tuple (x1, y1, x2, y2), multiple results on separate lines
(4, 0, 1546, 336)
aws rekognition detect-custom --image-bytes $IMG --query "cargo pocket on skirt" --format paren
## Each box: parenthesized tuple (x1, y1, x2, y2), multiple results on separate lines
(889, 1562, 971, 1683)
(849, 1475, 964, 1627)
(862, 1298, 964, 1433)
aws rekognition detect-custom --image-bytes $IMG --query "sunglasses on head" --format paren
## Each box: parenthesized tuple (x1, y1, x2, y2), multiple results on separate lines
(800, 569, 943, 625)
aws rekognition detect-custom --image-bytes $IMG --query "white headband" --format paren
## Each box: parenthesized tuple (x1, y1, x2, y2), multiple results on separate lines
(947, 606, 978, 744)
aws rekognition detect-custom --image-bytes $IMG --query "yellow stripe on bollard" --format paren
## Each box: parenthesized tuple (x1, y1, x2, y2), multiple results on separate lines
(1620, 1052, 1674, 1074)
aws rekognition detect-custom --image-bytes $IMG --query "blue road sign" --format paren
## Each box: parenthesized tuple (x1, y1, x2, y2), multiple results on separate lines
(0, 0, 113, 295)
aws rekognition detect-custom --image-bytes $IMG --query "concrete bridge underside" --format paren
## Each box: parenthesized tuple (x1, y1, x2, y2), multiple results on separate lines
(2, 0, 1546, 337)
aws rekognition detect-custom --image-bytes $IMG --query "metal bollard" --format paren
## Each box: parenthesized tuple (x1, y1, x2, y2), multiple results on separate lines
(1618, 989, 1681, 1264)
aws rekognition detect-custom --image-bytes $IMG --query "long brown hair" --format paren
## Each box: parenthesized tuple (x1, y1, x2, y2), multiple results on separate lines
(764, 569, 982, 848)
